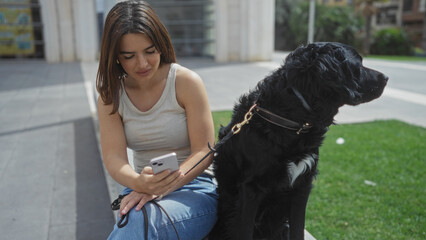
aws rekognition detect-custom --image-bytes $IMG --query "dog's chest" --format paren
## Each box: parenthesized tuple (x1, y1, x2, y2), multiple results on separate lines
(287, 153, 317, 186)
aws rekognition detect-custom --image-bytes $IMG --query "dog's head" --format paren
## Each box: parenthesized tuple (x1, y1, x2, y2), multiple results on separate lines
(284, 42, 388, 107)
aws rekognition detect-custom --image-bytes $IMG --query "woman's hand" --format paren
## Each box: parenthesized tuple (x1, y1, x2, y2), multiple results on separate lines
(120, 167, 183, 217)
(119, 191, 156, 218)
(135, 166, 184, 196)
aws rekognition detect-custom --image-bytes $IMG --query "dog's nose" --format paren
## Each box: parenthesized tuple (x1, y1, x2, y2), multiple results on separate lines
(381, 74, 389, 83)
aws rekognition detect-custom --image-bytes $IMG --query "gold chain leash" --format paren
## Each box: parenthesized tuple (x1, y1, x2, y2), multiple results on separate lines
(231, 104, 257, 134)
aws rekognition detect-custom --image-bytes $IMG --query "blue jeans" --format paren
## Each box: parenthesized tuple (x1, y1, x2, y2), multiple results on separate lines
(108, 174, 218, 240)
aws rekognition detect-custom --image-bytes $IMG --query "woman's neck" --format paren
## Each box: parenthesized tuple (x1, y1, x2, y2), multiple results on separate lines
(124, 63, 171, 92)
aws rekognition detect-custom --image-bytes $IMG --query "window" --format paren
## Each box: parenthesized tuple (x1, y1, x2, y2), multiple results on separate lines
(148, 0, 215, 57)
(403, 0, 413, 12)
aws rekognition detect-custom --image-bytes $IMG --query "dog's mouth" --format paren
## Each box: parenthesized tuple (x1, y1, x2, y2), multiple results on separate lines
(358, 73, 388, 104)
(345, 70, 388, 106)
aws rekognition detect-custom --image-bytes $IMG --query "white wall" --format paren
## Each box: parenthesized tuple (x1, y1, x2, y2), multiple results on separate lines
(40, 0, 98, 62)
(40, 0, 60, 62)
(73, 0, 99, 62)
(215, 0, 275, 62)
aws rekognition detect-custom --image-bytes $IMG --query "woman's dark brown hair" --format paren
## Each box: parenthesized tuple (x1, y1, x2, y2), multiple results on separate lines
(96, 0, 176, 114)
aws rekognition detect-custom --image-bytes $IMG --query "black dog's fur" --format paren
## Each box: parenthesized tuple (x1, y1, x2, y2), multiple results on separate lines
(209, 42, 388, 240)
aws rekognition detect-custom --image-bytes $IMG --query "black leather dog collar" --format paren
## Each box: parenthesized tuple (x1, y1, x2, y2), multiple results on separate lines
(254, 105, 312, 134)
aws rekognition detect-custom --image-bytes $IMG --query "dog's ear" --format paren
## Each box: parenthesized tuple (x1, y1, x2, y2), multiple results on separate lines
(284, 44, 331, 98)
(284, 43, 362, 105)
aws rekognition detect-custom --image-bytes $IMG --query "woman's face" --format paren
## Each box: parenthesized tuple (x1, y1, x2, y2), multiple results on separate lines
(118, 33, 161, 82)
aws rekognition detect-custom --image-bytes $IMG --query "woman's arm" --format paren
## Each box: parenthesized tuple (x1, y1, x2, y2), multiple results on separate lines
(162, 65, 215, 193)
(97, 97, 182, 195)
(97, 97, 137, 185)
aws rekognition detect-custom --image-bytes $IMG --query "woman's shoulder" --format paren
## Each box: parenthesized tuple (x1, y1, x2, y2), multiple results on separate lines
(97, 95, 121, 117)
(175, 64, 202, 85)
(174, 64, 207, 107)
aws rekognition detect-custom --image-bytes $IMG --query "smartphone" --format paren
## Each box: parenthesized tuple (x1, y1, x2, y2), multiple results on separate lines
(149, 152, 179, 174)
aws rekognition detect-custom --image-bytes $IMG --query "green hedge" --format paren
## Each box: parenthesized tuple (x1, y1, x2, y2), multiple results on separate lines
(370, 28, 413, 55)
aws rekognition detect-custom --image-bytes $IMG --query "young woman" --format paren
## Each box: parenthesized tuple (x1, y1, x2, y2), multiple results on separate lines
(96, 1, 217, 239)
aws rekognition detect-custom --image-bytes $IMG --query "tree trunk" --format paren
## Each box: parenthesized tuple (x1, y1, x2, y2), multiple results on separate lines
(422, 10, 426, 52)
(362, 1, 376, 55)
(363, 15, 372, 55)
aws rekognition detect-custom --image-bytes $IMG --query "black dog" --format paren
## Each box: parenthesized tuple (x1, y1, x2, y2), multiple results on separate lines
(209, 42, 388, 240)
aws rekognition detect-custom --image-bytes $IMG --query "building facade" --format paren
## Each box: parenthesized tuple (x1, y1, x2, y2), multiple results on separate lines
(372, 0, 425, 49)
(373, 0, 403, 28)
(318, 0, 425, 50)
(0, 0, 275, 62)
(0, 0, 98, 62)
(400, 0, 425, 48)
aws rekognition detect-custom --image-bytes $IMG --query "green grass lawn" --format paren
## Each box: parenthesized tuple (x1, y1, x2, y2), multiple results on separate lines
(212, 110, 233, 140)
(212, 112, 425, 239)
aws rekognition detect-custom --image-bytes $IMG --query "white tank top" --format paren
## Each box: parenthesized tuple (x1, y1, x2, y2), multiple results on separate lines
(118, 63, 191, 173)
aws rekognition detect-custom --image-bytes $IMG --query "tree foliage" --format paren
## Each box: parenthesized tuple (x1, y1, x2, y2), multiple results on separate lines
(275, 0, 364, 51)
(275, 0, 304, 50)
(313, 4, 364, 46)
(353, 0, 389, 55)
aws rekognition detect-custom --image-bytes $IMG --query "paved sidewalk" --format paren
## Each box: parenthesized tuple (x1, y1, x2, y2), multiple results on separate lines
(0, 60, 114, 240)
(1, 53, 424, 240)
